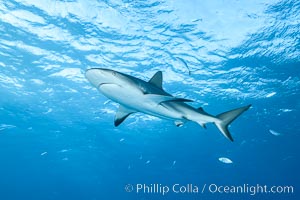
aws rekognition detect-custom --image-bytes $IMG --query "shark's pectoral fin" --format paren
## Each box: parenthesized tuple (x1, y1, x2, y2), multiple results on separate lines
(145, 94, 193, 105)
(114, 105, 136, 127)
(148, 71, 163, 89)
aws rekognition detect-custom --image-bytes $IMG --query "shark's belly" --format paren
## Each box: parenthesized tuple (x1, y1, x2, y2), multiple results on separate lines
(99, 84, 184, 120)
(140, 104, 184, 120)
(99, 83, 141, 102)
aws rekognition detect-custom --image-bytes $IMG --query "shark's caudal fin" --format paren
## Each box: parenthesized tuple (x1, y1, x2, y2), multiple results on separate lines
(215, 105, 251, 142)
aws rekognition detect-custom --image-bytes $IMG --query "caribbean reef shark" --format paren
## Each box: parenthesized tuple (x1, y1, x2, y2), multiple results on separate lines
(85, 68, 251, 141)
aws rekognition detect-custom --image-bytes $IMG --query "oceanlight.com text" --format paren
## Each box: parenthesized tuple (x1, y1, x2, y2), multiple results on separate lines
(124, 183, 294, 196)
(207, 183, 294, 195)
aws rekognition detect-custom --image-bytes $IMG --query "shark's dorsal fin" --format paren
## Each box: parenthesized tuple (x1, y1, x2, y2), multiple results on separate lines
(114, 105, 135, 127)
(148, 71, 163, 89)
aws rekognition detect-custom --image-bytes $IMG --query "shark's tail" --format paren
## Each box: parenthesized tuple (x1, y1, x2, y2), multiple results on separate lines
(214, 105, 251, 142)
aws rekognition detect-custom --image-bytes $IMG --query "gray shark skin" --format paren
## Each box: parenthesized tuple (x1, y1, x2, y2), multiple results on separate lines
(85, 68, 251, 141)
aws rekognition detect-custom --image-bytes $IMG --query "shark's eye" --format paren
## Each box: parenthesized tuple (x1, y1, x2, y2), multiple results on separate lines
(112, 71, 117, 76)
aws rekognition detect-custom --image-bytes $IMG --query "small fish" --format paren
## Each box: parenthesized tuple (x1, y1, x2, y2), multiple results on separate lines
(103, 100, 111, 105)
(266, 92, 276, 98)
(59, 149, 70, 153)
(120, 138, 125, 142)
(40, 152, 48, 156)
(269, 129, 281, 136)
(0, 124, 16, 131)
(145, 160, 151, 164)
(172, 160, 177, 166)
(279, 109, 292, 113)
(282, 156, 293, 161)
(43, 108, 53, 114)
(175, 57, 191, 75)
(218, 157, 233, 164)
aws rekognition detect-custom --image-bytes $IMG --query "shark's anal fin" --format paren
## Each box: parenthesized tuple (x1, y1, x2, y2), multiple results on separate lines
(148, 71, 163, 89)
(145, 94, 193, 104)
(114, 105, 136, 127)
(197, 107, 208, 128)
(200, 123, 207, 129)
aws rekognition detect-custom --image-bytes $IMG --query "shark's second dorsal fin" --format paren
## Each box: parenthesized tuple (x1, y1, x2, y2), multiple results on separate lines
(198, 107, 204, 112)
(197, 107, 209, 115)
(148, 71, 163, 89)
(114, 105, 136, 127)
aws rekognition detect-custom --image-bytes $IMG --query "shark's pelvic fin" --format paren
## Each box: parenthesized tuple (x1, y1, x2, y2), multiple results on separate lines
(145, 94, 193, 105)
(214, 104, 251, 142)
(148, 71, 163, 89)
(174, 116, 190, 127)
(114, 105, 136, 127)
(174, 120, 184, 127)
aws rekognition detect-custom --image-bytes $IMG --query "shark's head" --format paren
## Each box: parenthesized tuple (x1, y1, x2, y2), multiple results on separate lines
(85, 68, 127, 87)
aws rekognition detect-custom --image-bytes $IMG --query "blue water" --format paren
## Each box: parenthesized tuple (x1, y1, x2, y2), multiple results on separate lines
(0, 0, 299, 199)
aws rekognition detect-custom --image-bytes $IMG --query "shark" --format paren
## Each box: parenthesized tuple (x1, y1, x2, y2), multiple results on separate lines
(85, 68, 251, 141)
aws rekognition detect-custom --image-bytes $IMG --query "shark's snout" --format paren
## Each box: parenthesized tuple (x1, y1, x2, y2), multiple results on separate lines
(85, 68, 111, 87)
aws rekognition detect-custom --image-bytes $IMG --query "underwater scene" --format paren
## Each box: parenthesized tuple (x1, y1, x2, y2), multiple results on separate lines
(0, 0, 299, 199)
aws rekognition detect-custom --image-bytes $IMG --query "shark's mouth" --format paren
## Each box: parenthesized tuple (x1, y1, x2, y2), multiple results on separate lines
(97, 82, 121, 89)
